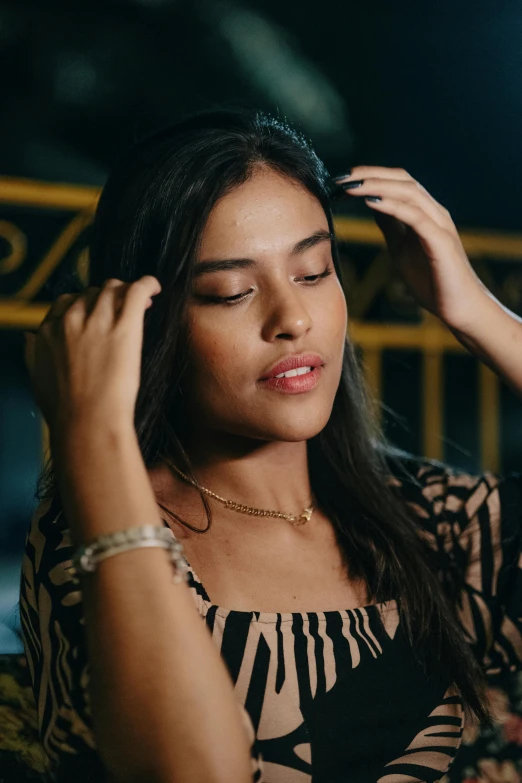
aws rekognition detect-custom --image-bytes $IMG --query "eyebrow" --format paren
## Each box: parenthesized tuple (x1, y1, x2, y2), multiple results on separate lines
(194, 229, 334, 277)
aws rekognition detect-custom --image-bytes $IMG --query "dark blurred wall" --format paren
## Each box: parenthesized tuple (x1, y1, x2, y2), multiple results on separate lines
(0, 0, 521, 229)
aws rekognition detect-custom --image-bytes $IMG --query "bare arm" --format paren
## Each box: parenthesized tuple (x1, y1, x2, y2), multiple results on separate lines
(331, 167, 522, 402)
(447, 283, 522, 399)
(52, 416, 253, 783)
(23, 276, 256, 781)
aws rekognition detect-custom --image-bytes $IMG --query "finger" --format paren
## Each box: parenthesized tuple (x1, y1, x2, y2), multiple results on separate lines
(82, 276, 160, 330)
(55, 287, 107, 334)
(140, 275, 162, 296)
(88, 279, 130, 325)
(362, 194, 452, 247)
(79, 286, 106, 319)
(40, 293, 81, 327)
(68, 281, 127, 325)
(339, 177, 451, 230)
(333, 168, 451, 222)
(117, 275, 162, 325)
(333, 166, 413, 184)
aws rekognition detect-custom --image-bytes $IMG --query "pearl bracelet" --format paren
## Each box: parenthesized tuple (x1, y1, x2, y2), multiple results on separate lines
(71, 525, 189, 583)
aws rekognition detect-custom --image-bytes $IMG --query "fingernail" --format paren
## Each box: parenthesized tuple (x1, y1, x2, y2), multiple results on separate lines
(365, 196, 382, 202)
(343, 179, 364, 190)
(332, 170, 352, 182)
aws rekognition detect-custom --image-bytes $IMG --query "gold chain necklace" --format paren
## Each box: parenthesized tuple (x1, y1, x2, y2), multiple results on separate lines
(162, 457, 314, 526)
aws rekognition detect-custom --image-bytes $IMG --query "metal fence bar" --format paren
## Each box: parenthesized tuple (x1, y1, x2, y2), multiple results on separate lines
(0, 177, 522, 257)
(1, 177, 520, 474)
(361, 347, 383, 426)
(0, 177, 99, 211)
(479, 364, 501, 473)
(422, 350, 444, 461)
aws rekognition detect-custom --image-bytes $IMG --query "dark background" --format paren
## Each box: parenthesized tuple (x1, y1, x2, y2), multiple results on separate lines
(1, 0, 521, 230)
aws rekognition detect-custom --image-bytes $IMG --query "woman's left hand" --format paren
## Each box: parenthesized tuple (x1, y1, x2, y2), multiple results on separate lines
(333, 166, 486, 329)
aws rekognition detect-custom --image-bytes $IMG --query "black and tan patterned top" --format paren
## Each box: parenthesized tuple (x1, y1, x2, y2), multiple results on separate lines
(19, 456, 522, 782)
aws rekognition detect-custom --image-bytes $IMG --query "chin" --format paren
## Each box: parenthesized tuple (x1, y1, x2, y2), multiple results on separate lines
(274, 416, 330, 442)
(232, 405, 333, 443)
(268, 423, 326, 443)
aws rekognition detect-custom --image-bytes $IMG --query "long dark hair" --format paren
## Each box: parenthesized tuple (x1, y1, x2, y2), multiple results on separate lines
(36, 107, 491, 725)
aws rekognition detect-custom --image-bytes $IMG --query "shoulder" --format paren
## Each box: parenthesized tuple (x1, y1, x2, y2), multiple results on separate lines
(383, 447, 522, 568)
(21, 491, 81, 616)
(382, 449, 522, 674)
(25, 492, 68, 549)
(23, 491, 73, 575)
(384, 447, 488, 506)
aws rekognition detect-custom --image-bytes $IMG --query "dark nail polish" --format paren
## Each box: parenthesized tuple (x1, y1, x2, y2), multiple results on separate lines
(343, 179, 364, 190)
(331, 170, 352, 182)
(365, 196, 382, 202)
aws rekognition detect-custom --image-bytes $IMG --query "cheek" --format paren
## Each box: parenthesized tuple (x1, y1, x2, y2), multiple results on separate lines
(317, 282, 348, 345)
(336, 291, 348, 340)
(187, 313, 254, 396)
(185, 284, 347, 405)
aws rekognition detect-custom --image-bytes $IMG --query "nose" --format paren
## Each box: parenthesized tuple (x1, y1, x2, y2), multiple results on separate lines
(261, 284, 313, 342)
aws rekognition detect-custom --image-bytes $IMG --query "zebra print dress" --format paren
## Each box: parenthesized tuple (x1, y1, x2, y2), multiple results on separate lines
(19, 456, 522, 782)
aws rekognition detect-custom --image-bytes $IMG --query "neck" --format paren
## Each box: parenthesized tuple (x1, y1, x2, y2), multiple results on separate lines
(158, 429, 313, 518)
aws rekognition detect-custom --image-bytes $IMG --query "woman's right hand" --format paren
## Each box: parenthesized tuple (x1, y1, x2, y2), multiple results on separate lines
(23, 275, 162, 437)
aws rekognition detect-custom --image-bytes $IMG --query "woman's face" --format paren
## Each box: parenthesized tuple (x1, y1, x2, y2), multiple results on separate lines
(184, 166, 347, 444)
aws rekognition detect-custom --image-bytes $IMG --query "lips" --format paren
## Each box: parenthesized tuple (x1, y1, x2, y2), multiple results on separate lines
(260, 353, 324, 381)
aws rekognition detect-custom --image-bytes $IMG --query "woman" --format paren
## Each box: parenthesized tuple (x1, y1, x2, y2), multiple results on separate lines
(19, 108, 522, 783)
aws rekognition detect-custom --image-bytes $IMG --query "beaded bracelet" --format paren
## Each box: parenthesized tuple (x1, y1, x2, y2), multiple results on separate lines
(71, 525, 189, 583)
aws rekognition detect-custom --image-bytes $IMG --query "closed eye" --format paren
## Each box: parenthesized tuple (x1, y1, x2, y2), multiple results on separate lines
(200, 288, 255, 304)
(198, 265, 334, 306)
(297, 267, 333, 285)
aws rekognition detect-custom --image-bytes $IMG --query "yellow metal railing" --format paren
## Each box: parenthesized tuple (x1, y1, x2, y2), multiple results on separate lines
(2, 177, 522, 472)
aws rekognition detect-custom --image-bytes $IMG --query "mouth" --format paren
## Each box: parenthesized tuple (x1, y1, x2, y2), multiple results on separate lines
(259, 353, 324, 394)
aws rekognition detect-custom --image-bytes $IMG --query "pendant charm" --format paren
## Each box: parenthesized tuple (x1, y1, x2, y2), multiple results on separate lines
(292, 506, 313, 526)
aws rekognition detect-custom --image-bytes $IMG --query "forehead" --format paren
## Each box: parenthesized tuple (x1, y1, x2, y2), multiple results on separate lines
(199, 168, 327, 255)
